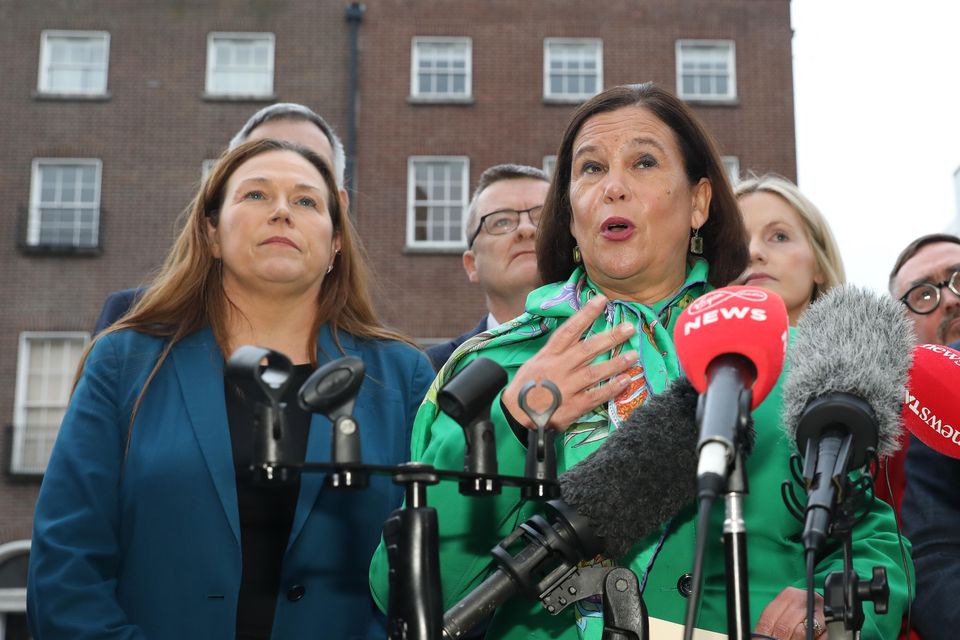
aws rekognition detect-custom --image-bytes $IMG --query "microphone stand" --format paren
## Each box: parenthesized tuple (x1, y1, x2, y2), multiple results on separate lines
(723, 449, 750, 640)
(821, 479, 889, 640)
(230, 348, 650, 638)
(384, 464, 444, 640)
(782, 457, 890, 640)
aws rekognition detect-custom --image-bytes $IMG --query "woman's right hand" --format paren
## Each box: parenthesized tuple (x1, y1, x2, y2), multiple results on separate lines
(501, 295, 638, 432)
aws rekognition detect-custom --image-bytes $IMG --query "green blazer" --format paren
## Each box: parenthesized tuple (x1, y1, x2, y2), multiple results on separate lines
(370, 274, 912, 639)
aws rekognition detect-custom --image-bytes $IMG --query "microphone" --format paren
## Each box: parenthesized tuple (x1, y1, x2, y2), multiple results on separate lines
(437, 357, 509, 495)
(673, 286, 789, 499)
(783, 285, 913, 553)
(902, 343, 960, 459)
(558, 376, 704, 557)
(442, 376, 716, 638)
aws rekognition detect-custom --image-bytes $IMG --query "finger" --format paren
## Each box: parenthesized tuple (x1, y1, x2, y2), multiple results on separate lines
(566, 372, 633, 417)
(575, 350, 639, 392)
(789, 615, 826, 640)
(754, 595, 792, 634)
(576, 321, 636, 363)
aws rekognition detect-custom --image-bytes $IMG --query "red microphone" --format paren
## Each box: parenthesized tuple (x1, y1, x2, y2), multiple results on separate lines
(673, 286, 789, 497)
(674, 286, 789, 408)
(904, 343, 960, 459)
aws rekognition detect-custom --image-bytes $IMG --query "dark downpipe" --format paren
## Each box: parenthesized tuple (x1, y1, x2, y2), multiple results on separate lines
(344, 2, 365, 218)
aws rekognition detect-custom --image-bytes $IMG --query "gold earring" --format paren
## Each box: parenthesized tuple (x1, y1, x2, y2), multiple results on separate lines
(573, 245, 582, 264)
(689, 228, 703, 255)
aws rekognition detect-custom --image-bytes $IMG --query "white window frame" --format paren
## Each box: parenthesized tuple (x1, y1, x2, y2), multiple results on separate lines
(28, 158, 102, 248)
(410, 36, 472, 101)
(201, 159, 218, 182)
(205, 32, 275, 97)
(12, 332, 90, 474)
(543, 155, 557, 178)
(0, 539, 30, 640)
(37, 30, 110, 96)
(406, 156, 470, 249)
(543, 38, 603, 102)
(675, 39, 737, 102)
(721, 156, 740, 186)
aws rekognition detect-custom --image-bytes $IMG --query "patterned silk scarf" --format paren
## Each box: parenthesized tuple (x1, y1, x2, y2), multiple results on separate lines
(431, 259, 710, 442)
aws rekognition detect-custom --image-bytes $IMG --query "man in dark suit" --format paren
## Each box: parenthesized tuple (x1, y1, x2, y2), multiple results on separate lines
(93, 103, 348, 333)
(889, 233, 960, 640)
(425, 164, 549, 371)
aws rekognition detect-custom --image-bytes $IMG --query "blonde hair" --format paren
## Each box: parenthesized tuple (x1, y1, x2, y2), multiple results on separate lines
(735, 172, 845, 301)
(80, 139, 414, 451)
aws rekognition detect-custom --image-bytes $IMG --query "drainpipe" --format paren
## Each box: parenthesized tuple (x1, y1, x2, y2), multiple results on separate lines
(344, 2, 365, 218)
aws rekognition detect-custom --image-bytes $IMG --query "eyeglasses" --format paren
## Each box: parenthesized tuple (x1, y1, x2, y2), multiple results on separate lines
(900, 269, 960, 314)
(467, 205, 543, 247)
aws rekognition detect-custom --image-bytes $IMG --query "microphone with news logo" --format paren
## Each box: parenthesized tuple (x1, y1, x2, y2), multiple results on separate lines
(902, 343, 960, 458)
(673, 285, 789, 499)
(672, 285, 788, 639)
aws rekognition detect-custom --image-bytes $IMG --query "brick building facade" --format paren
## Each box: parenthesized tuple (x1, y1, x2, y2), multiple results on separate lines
(0, 1, 794, 635)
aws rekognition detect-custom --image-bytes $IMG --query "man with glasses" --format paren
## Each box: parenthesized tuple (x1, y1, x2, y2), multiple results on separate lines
(425, 164, 549, 371)
(889, 233, 960, 640)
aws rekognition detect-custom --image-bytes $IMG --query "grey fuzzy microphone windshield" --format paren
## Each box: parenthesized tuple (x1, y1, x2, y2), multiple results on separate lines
(783, 285, 914, 461)
(559, 376, 746, 558)
(782, 285, 914, 552)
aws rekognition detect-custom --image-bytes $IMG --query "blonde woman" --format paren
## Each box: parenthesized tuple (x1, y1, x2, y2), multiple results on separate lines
(735, 172, 845, 325)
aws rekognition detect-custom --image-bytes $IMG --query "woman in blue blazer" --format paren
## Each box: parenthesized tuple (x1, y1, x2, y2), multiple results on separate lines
(28, 139, 434, 639)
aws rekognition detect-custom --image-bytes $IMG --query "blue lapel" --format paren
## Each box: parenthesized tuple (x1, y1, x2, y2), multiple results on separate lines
(168, 325, 360, 551)
(169, 327, 241, 544)
(286, 325, 361, 550)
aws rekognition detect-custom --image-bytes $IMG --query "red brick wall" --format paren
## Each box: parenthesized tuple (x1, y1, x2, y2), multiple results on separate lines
(0, 0, 795, 546)
(356, 0, 796, 338)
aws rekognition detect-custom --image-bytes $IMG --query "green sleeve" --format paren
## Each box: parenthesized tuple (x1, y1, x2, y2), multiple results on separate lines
(369, 356, 541, 615)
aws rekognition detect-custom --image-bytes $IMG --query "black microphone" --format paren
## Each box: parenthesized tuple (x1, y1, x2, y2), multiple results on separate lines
(437, 357, 508, 495)
(783, 285, 913, 553)
(442, 377, 713, 638)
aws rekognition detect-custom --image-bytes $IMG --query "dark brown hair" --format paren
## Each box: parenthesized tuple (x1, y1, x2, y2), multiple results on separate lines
(888, 233, 960, 294)
(537, 82, 748, 288)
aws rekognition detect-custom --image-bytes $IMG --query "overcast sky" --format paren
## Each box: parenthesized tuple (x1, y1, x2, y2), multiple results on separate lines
(790, 0, 960, 293)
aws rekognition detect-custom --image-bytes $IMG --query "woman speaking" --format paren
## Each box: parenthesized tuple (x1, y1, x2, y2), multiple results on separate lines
(369, 84, 909, 639)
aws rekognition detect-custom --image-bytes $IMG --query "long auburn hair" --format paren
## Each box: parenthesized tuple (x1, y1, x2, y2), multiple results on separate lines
(537, 82, 748, 289)
(79, 139, 414, 447)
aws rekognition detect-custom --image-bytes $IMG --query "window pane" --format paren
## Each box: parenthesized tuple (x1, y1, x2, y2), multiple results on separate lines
(409, 159, 466, 245)
(16, 335, 88, 472)
(209, 35, 273, 95)
(50, 41, 68, 63)
(32, 163, 100, 248)
(414, 40, 469, 97)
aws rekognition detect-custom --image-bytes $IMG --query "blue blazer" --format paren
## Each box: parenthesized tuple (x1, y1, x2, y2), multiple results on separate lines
(424, 317, 487, 372)
(28, 326, 434, 640)
(93, 288, 143, 333)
